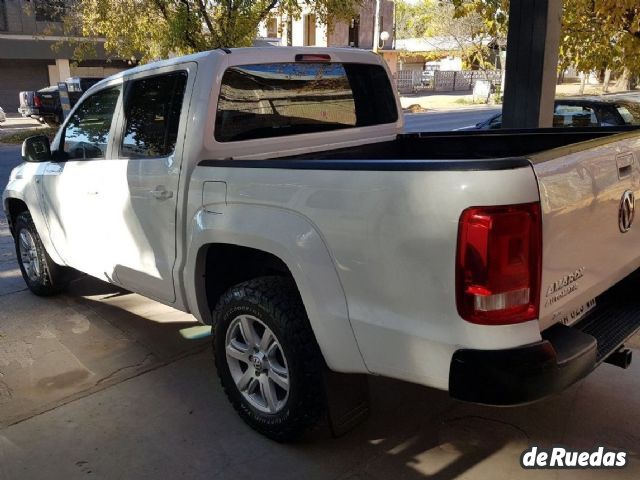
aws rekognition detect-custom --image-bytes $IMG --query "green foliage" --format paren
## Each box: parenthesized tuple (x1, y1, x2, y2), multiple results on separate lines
(395, 0, 437, 39)
(450, 0, 509, 38)
(0, 128, 57, 145)
(63, 0, 362, 63)
(452, 0, 640, 79)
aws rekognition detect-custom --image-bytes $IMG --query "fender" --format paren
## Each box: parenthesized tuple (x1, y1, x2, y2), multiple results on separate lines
(3, 162, 66, 266)
(184, 203, 368, 374)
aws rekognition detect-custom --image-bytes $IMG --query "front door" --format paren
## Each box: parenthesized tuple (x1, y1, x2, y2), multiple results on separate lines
(100, 69, 190, 303)
(39, 84, 122, 280)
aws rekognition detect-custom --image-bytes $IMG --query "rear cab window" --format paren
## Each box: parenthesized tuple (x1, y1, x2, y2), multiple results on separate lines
(215, 62, 397, 142)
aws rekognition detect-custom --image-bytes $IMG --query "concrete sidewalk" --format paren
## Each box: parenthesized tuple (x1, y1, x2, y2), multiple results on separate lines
(1, 346, 639, 479)
(0, 114, 43, 131)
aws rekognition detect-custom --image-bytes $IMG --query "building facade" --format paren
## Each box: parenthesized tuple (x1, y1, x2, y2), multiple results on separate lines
(0, 0, 126, 111)
(256, 1, 398, 75)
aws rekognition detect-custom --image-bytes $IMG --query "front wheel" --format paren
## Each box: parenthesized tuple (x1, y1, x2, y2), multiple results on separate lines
(14, 211, 70, 296)
(213, 276, 326, 442)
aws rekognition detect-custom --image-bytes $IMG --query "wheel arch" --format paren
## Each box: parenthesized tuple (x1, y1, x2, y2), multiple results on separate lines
(4, 197, 29, 236)
(185, 206, 368, 373)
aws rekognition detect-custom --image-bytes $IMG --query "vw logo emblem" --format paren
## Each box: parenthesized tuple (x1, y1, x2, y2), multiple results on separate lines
(619, 190, 635, 233)
(251, 355, 263, 372)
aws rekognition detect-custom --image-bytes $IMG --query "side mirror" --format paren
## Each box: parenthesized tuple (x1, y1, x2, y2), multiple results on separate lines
(22, 135, 51, 163)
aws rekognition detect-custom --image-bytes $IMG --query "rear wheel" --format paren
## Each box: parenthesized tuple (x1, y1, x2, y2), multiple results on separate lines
(14, 211, 70, 296)
(213, 276, 325, 442)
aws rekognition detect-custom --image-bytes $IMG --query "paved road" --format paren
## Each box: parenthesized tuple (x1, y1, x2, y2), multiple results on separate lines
(1, 124, 640, 479)
(0, 145, 21, 184)
(403, 107, 501, 132)
(0, 145, 24, 296)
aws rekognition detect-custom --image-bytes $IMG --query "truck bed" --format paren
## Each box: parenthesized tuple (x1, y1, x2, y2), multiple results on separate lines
(272, 126, 640, 161)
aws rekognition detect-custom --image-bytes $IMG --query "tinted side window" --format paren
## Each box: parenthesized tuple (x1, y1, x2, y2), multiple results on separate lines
(63, 86, 121, 160)
(121, 72, 187, 158)
(215, 62, 397, 142)
(616, 103, 640, 125)
(553, 105, 598, 127)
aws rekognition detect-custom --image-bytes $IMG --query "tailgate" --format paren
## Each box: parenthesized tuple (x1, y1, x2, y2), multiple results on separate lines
(533, 132, 640, 330)
(19, 91, 34, 108)
(37, 91, 58, 112)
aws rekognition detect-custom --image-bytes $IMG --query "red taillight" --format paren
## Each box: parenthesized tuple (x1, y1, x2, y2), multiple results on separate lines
(34, 95, 42, 108)
(456, 202, 542, 325)
(295, 54, 331, 63)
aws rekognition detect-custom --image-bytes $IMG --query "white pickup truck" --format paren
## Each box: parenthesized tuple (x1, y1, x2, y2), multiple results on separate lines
(4, 48, 640, 441)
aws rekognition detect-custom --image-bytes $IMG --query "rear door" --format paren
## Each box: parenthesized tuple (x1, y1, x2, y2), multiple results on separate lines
(99, 66, 192, 303)
(534, 133, 640, 329)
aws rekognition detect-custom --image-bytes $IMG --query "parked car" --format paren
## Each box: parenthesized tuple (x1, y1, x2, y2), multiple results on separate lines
(4, 48, 640, 442)
(461, 96, 640, 130)
(0, 106, 6, 124)
(18, 77, 103, 126)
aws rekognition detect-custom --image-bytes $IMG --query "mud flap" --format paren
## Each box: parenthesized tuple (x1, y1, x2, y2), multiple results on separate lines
(323, 370, 370, 437)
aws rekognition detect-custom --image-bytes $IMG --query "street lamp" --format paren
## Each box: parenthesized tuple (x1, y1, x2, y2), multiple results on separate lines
(379, 31, 390, 49)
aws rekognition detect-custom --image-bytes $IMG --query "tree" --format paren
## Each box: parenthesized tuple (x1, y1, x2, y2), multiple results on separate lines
(450, 0, 509, 39)
(452, 0, 640, 91)
(559, 0, 619, 92)
(57, 0, 363, 63)
(395, 0, 437, 39)
(431, 2, 493, 70)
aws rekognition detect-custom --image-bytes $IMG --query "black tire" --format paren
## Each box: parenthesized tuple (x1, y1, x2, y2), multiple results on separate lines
(44, 118, 59, 128)
(213, 276, 326, 442)
(14, 211, 71, 296)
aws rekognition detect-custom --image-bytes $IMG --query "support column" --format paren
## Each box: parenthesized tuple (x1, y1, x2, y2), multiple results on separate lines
(502, 0, 562, 128)
(55, 58, 71, 81)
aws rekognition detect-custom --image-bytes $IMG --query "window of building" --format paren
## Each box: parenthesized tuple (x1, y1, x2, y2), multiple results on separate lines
(0, 0, 7, 31)
(348, 16, 360, 47)
(121, 72, 187, 158)
(215, 62, 398, 142)
(62, 86, 121, 160)
(304, 14, 316, 46)
(266, 17, 278, 38)
(35, 0, 65, 22)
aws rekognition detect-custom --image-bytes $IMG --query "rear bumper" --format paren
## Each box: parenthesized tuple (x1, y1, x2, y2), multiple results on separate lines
(449, 324, 597, 405)
(18, 107, 38, 117)
(449, 272, 640, 406)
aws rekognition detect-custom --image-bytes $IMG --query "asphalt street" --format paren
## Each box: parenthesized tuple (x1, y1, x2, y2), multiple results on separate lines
(0, 113, 639, 480)
(403, 107, 500, 132)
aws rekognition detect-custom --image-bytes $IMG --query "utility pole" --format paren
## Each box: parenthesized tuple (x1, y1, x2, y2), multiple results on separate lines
(372, 0, 381, 53)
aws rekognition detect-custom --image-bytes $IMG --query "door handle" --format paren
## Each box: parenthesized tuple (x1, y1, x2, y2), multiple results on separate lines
(149, 186, 173, 200)
(617, 153, 635, 180)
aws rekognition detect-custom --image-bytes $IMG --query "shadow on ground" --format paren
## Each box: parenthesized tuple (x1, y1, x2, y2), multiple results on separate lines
(0, 272, 638, 479)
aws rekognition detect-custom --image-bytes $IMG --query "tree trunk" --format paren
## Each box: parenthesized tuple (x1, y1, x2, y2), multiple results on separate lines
(603, 69, 612, 93)
(286, 13, 292, 46)
(579, 73, 586, 95)
(615, 67, 632, 92)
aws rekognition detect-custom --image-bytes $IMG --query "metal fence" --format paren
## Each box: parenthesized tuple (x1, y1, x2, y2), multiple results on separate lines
(396, 69, 502, 94)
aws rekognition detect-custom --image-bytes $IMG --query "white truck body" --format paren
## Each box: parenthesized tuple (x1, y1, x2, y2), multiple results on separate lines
(4, 47, 640, 438)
